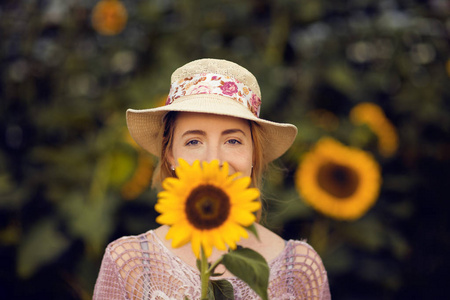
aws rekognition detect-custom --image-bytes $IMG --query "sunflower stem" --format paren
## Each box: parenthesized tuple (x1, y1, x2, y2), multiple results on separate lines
(208, 256, 223, 274)
(200, 247, 210, 300)
(309, 217, 329, 256)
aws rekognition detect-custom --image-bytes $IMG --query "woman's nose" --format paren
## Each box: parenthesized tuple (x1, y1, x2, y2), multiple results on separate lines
(205, 145, 221, 163)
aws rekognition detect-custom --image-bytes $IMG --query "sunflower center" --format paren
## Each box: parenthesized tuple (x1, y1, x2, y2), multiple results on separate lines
(185, 184, 231, 230)
(317, 162, 360, 198)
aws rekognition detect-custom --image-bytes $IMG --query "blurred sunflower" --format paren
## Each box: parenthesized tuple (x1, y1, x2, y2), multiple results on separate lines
(116, 130, 153, 200)
(91, 0, 128, 35)
(155, 159, 261, 258)
(120, 152, 153, 200)
(350, 102, 398, 157)
(295, 138, 381, 220)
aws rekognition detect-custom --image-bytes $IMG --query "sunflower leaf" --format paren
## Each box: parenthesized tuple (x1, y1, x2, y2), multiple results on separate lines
(211, 270, 226, 277)
(221, 248, 269, 300)
(245, 223, 259, 241)
(207, 282, 215, 300)
(209, 279, 235, 300)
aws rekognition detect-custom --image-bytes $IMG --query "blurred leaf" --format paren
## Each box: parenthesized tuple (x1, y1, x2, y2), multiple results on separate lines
(325, 63, 359, 96)
(17, 219, 70, 278)
(385, 200, 414, 219)
(349, 124, 377, 149)
(0, 174, 28, 209)
(296, 0, 324, 22)
(108, 146, 137, 188)
(58, 192, 118, 256)
(0, 223, 21, 245)
(245, 223, 259, 241)
(387, 230, 411, 260)
(339, 216, 386, 252)
(322, 244, 353, 274)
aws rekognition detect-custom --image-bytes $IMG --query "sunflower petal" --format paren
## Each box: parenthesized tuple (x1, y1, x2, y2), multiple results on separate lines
(201, 231, 213, 258)
(234, 200, 261, 212)
(168, 223, 192, 248)
(231, 208, 257, 226)
(156, 211, 183, 225)
(219, 224, 238, 249)
(162, 177, 182, 191)
(231, 188, 260, 204)
(210, 228, 227, 251)
(230, 176, 251, 191)
(191, 230, 202, 258)
(220, 162, 229, 180)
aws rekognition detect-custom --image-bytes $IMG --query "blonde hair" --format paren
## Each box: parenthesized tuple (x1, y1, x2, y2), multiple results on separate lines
(151, 112, 269, 218)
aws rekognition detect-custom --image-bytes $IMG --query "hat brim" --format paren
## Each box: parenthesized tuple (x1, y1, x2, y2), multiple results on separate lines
(126, 94, 297, 163)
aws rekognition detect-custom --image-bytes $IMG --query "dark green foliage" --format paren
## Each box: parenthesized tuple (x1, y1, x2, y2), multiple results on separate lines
(1, 0, 449, 299)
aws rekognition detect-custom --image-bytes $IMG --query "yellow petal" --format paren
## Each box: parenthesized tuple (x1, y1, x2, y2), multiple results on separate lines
(230, 189, 260, 204)
(191, 230, 202, 258)
(162, 177, 182, 191)
(230, 209, 256, 226)
(234, 200, 261, 212)
(219, 224, 237, 249)
(234, 223, 249, 240)
(230, 176, 251, 191)
(155, 202, 184, 212)
(203, 160, 219, 182)
(201, 232, 213, 258)
(210, 228, 226, 251)
(167, 222, 192, 248)
(224, 172, 240, 186)
(220, 162, 229, 180)
(156, 211, 183, 225)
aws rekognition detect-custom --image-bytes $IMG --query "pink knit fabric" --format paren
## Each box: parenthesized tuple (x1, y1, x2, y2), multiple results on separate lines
(93, 230, 331, 300)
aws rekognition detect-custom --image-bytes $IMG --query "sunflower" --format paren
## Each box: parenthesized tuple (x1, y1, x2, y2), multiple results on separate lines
(350, 102, 398, 157)
(295, 138, 381, 220)
(91, 0, 128, 36)
(120, 152, 153, 200)
(155, 159, 261, 258)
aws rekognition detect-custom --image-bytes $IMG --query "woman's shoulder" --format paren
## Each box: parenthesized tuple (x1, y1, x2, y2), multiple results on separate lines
(287, 238, 320, 255)
(104, 230, 156, 260)
(282, 239, 328, 276)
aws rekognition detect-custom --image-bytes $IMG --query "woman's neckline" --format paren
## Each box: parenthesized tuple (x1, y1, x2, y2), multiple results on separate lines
(146, 229, 290, 280)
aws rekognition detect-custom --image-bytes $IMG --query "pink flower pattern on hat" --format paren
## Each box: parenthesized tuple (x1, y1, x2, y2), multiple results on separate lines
(220, 81, 238, 96)
(166, 73, 261, 117)
(186, 84, 212, 95)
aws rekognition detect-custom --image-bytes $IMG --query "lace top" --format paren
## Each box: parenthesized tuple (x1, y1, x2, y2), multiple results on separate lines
(93, 230, 331, 300)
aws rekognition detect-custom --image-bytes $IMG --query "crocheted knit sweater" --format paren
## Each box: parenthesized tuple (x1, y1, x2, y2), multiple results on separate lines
(93, 230, 331, 300)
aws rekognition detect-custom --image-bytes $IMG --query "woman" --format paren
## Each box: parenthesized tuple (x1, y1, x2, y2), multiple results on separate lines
(93, 58, 331, 299)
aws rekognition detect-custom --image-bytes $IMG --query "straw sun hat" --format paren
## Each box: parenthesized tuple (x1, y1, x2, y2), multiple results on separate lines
(126, 58, 297, 163)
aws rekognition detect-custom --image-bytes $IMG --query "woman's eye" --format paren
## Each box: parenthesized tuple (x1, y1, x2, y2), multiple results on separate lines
(186, 140, 200, 146)
(227, 139, 241, 145)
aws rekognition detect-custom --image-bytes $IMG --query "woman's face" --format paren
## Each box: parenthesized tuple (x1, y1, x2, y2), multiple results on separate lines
(168, 112, 253, 177)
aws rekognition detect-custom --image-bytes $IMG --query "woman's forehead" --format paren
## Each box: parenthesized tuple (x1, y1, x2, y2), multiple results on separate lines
(174, 112, 251, 131)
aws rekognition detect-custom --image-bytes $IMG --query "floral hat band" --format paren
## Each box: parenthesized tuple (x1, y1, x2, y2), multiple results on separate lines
(166, 73, 262, 117)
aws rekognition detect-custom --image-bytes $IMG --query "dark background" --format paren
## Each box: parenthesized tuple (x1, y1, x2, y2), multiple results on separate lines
(1, 0, 449, 299)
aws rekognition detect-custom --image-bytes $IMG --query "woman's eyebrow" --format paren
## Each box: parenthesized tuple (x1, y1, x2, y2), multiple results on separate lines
(181, 130, 206, 137)
(222, 129, 246, 136)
